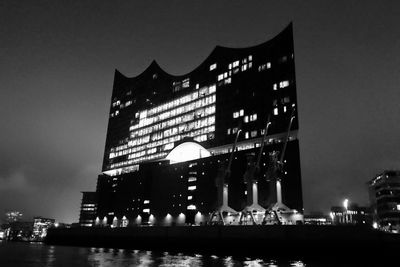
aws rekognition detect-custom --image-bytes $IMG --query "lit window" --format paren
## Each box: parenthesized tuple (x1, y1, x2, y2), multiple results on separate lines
(188, 185, 197, 191)
(239, 109, 244, 116)
(218, 74, 224, 81)
(279, 80, 289, 88)
(228, 63, 232, 69)
(188, 177, 197, 182)
(274, 108, 278, 115)
(248, 55, 252, 61)
(250, 114, 257, 121)
(251, 131, 257, 138)
(182, 78, 190, 88)
(244, 116, 249, 123)
(245, 132, 249, 139)
(267, 62, 271, 69)
(233, 112, 239, 118)
(227, 128, 231, 135)
(232, 128, 238, 134)
(210, 63, 217, 71)
(233, 60, 239, 68)
(143, 209, 150, 213)
(187, 205, 196, 210)
(283, 106, 287, 113)
(273, 84, 277, 91)
(196, 83, 199, 89)
(143, 200, 150, 204)
(397, 204, 400, 211)
(188, 196, 193, 200)
(115, 110, 119, 115)
(241, 64, 247, 71)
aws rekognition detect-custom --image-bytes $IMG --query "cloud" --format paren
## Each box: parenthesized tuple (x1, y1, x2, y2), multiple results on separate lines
(0, 170, 36, 193)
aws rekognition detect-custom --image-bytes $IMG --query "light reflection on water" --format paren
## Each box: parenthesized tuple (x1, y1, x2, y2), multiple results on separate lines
(0, 242, 324, 267)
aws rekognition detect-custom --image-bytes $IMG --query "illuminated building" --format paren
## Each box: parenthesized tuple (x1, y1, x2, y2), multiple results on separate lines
(32, 217, 55, 240)
(330, 204, 372, 225)
(84, 23, 303, 226)
(368, 170, 400, 233)
(79, 192, 97, 227)
(303, 213, 332, 225)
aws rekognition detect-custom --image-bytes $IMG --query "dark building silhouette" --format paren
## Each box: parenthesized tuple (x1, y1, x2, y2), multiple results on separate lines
(81, 23, 303, 226)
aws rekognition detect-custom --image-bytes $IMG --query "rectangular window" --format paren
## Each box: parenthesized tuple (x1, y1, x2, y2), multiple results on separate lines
(239, 109, 244, 116)
(273, 84, 277, 91)
(227, 128, 231, 135)
(274, 108, 278, 115)
(251, 131, 257, 138)
(188, 196, 193, 200)
(188, 185, 196, 191)
(283, 106, 287, 113)
(267, 62, 271, 69)
(233, 61, 239, 68)
(233, 112, 239, 118)
(210, 63, 217, 71)
(279, 80, 289, 88)
(244, 116, 249, 123)
(188, 177, 197, 182)
(245, 132, 249, 139)
(218, 74, 224, 81)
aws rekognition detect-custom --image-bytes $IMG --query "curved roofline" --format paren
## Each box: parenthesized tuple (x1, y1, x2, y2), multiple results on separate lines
(115, 22, 293, 80)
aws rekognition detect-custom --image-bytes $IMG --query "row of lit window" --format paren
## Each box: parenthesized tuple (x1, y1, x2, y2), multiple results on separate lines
(258, 62, 271, 72)
(130, 104, 216, 138)
(121, 124, 215, 160)
(112, 101, 215, 154)
(111, 124, 215, 164)
(137, 85, 216, 120)
(273, 80, 290, 91)
(110, 152, 168, 169)
(130, 94, 216, 132)
(115, 118, 215, 155)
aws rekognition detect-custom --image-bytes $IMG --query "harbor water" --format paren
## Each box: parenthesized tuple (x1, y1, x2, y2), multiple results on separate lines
(0, 240, 377, 266)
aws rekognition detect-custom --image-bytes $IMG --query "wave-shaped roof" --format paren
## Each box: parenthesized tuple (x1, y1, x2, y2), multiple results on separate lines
(116, 22, 293, 80)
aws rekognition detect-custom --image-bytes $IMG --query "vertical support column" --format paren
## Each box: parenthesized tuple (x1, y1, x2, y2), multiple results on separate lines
(276, 180, 282, 204)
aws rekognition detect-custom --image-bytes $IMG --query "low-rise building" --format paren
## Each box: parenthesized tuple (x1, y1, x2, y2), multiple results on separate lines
(330, 204, 372, 226)
(32, 217, 55, 240)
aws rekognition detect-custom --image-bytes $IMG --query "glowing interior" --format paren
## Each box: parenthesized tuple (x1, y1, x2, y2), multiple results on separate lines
(166, 142, 211, 164)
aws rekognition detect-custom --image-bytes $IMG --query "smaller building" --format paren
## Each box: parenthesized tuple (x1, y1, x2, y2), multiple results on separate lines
(304, 212, 332, 225)
(7, 221, 33, 241)
(32, 217, 55, 240)
(330, 204, 372, 226)
(79, 192, 98, 227)
(368, 170, 400, 233)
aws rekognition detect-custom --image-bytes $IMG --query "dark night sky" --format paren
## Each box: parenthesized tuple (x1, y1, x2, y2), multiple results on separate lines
(1, 1, 399, 223)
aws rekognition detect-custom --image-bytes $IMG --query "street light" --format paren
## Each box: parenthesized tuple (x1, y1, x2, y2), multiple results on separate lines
(343, 199, 349, 210)
(343, 199, 349, 224)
